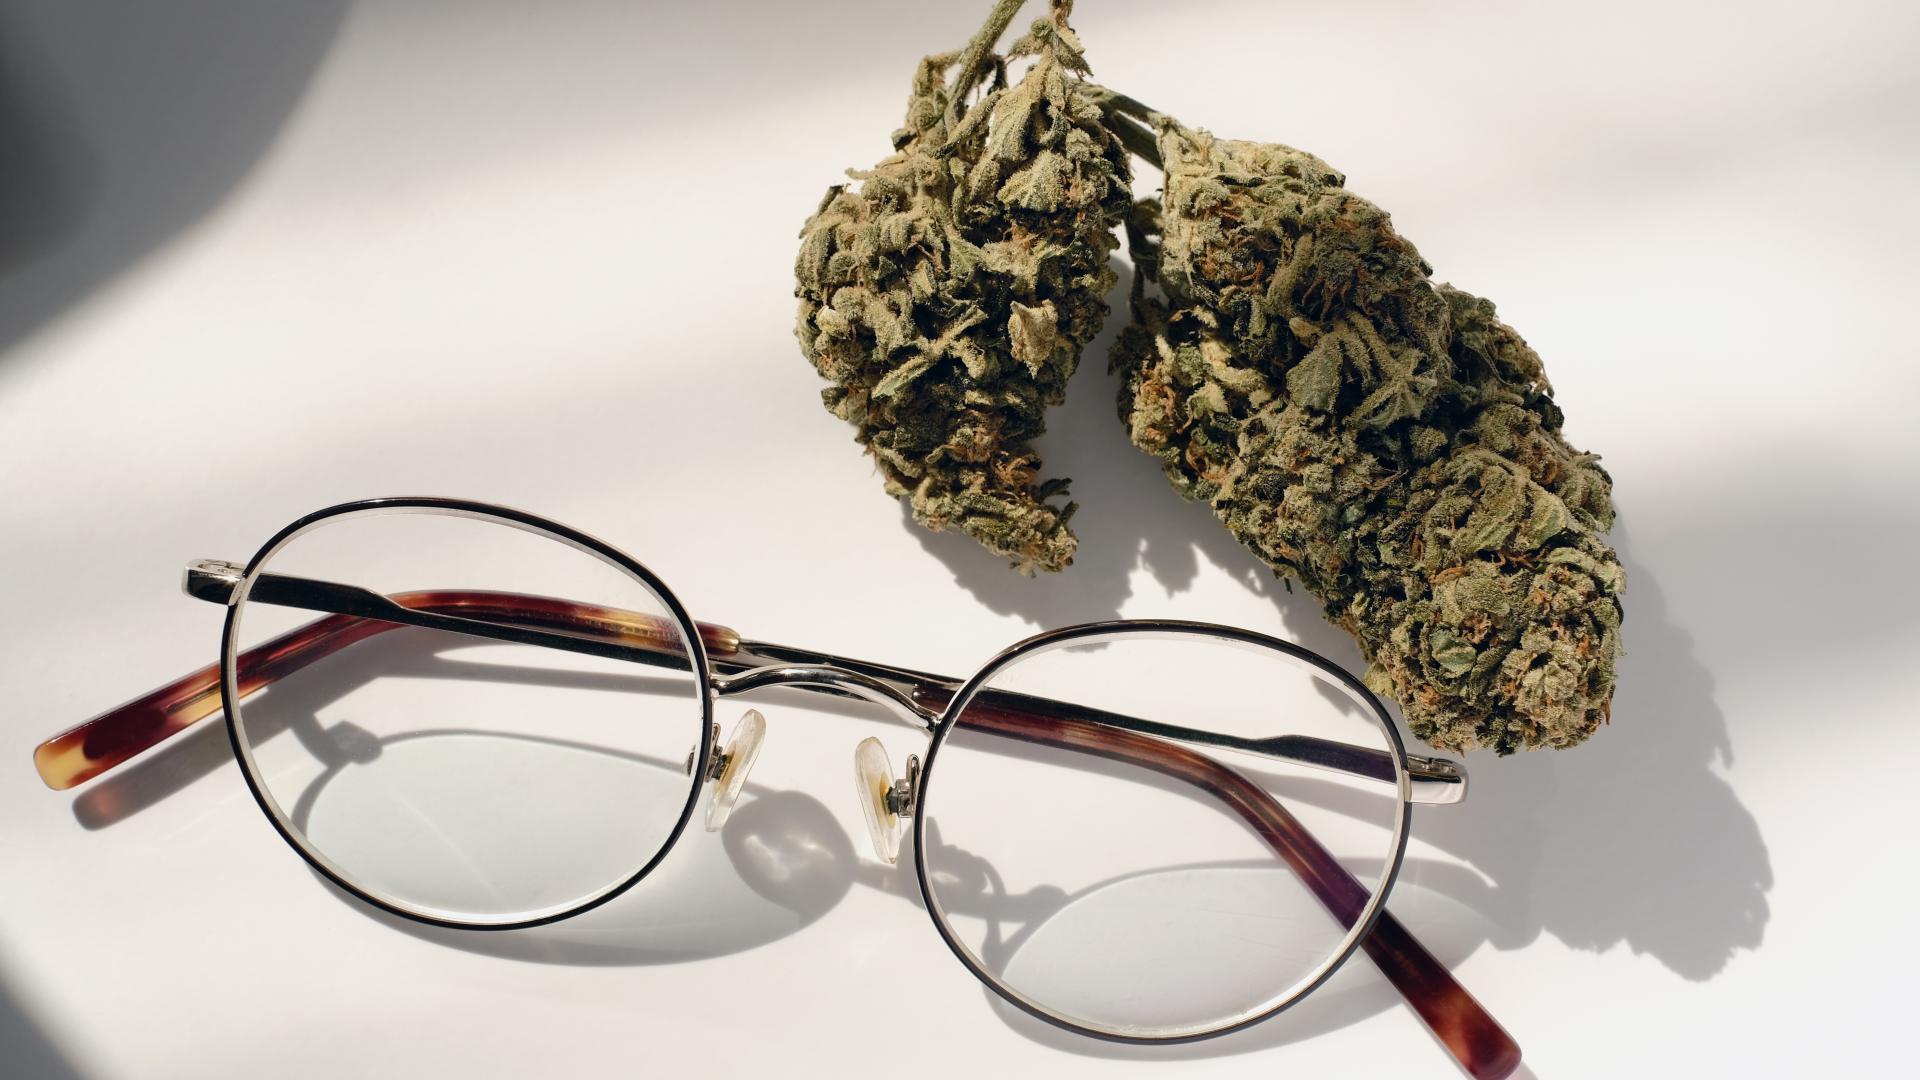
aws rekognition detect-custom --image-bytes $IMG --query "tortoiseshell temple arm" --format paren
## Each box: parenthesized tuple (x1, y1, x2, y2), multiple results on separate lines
(31, 579, 743, 792)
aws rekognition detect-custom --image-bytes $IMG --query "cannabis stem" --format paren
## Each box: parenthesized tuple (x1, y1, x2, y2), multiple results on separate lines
(1083, 84, 1166, 127)
(945, 0, 1031, 130)
(1081, 84, 1171, 167)
(1102, 107, 1162, 168)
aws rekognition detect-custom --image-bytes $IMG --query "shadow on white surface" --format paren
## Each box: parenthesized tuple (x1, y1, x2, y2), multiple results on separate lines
(0, 975, 82, 1080)
(1410, 535, 1771, 980)
(979, 538, 1773, 1065)
(973, 852, 1503, 1061)
(346, 784, 901, 965)
(0, 2, 347, 358)
(263, 634, 1535, 1061)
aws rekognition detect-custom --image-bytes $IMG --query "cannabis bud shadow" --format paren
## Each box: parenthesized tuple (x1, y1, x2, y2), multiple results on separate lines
(1410, 526, 1769, 981)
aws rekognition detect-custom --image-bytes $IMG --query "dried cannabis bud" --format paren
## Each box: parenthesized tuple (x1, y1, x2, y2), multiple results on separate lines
(794, 0, 1130, 571)
(792, 0, 1624, 752)
(1106, 116, 1624, 753)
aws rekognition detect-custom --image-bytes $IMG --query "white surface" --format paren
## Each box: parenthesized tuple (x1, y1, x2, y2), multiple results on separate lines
(2, 1, 1917, 1077)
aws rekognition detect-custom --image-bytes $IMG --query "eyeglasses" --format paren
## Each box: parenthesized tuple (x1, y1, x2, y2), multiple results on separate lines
(33, 497, 1519, 1078)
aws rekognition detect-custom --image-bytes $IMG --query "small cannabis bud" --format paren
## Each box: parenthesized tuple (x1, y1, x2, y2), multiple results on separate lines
(1105, 115, 1624, 753)
(794, 0, 1130, 571)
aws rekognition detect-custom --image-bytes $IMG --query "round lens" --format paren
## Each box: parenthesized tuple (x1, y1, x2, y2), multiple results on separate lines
(918, 627, 1407, 1038)
(226, 505, 710, 926)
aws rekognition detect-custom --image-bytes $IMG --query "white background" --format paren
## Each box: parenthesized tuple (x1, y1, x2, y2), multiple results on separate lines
(3, 1, 1916, 1077)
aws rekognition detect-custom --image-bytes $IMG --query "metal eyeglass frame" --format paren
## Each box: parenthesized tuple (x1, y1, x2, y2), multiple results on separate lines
(31, 497, 1520, 1080)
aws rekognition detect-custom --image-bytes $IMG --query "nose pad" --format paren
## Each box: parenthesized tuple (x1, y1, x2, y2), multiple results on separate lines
(853, 737, 919, 865)
(700, 709, 766, 832)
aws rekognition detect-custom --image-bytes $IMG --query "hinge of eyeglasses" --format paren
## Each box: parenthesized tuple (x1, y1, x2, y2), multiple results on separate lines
(183, 559, 247, 605)
(1406, 753, 1468, 805)
(884, 754, 921, 817)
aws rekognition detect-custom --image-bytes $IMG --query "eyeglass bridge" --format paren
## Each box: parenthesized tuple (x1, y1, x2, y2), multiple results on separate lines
(712, 663, 941, 731)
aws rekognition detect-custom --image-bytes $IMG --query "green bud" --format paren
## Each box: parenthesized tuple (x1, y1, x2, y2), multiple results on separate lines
(1110, 122, 1624, 753)
(794, 1, 1130, 572)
